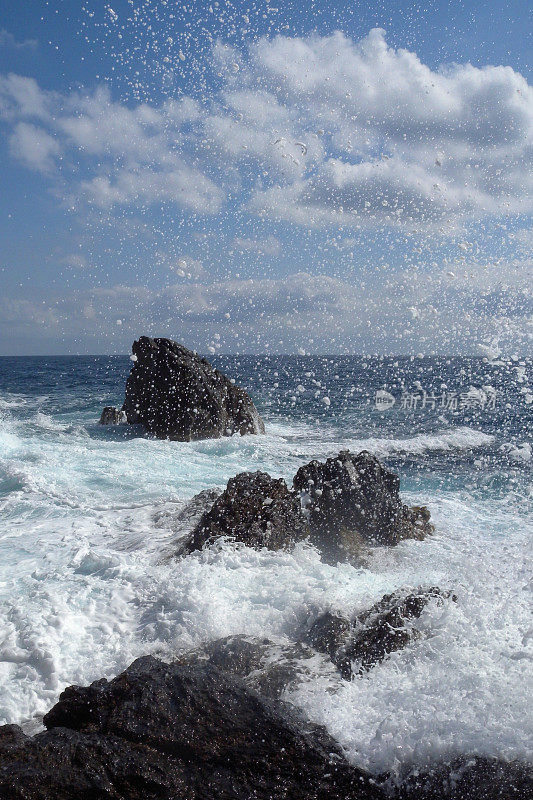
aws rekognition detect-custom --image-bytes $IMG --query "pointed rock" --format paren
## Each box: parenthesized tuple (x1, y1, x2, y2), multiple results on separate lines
(120, 336, 265, 440)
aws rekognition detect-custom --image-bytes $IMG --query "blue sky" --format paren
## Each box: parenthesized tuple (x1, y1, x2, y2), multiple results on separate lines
(0, 0, 531, 355)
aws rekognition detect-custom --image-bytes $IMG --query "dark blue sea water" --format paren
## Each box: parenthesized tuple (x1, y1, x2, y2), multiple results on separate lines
(0, 355, 531, 773)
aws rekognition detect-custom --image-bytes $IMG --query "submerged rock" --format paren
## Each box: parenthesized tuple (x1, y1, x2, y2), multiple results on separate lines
(0, 656, 384, 800)
(98, 406, 126, 425)
(171, 488, 222, 525)
(306, 587, 456, 678)
(120, 336, 265, 440)
(178, 470, 309, 555)
(293, 450, 434, 561)
(396, 755, 533, 800)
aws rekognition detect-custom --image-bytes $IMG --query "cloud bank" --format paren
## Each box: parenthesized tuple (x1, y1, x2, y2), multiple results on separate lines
(0, 28, 531, 354)
(1, 29, 531, 230)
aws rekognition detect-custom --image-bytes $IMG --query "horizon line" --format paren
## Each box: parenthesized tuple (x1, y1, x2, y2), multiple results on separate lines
(0, 352, 504, 359)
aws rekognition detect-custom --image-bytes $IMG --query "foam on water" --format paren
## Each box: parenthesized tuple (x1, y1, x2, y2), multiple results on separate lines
(0, 358, 531, 776)
(0, 487, 531, 776)
(0, 406, 495, 511)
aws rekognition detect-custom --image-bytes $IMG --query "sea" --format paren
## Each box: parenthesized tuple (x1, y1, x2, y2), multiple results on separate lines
(0, 354, 531, 779)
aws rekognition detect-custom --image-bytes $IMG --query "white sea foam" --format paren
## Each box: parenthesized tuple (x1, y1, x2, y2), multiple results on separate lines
(0, 414, 22, 457)
(0, 481, 531, 774)
(0, 402, 530, 776)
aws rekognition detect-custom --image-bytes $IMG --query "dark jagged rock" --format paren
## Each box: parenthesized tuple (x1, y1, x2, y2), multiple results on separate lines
(396, 755, 533, 800)
(98, 406, 126, 424)
(178, 470, 309, 555)
(306, 612, 352, 666)
(0, 725, 189, 799)
(179, 634, 339, 699)
(306, 587, 456, 678)
(293, 450, 434, 560)
(120, 336, 265, 440)
(0, 656, 385, 800)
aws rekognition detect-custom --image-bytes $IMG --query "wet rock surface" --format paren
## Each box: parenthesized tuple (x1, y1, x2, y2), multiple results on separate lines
(293, 449, 434, 561)
(396, 755, 533, 800)
(178, 470, 309, 555)
(98, 406, 126, 425)
(306, 587, 456, 677)
(120, 336, 265, 440)
(154, 488, 222, 560)
(178, 634, 339, 699)
(0, 656, 384, 800)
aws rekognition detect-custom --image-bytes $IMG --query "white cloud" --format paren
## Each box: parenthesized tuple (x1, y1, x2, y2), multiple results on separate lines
(9, 122, 59, 172)
(239, 28, 533, 229)
(0, 74, 51, 120)
(1, 29, 531, 230)
(159, 254, 205, 279)
(78, 164, 223, 212)
(251, 28, 531, 150)
(3, 262, 530, 355)
(233, 235, 281, 256)
(509, 226, 533, 253)
(59, 253, 90, 270)
(0, 30, 37, 51)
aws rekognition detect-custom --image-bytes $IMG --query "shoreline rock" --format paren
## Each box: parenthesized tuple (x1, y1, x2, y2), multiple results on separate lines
(172, 451, 435, 562)
(98, 406, 126, 425)
(294, 450, 434, 561)
(177, 634, 339, 699)
(1, 651, 530, 799)
(178, 470, 309, 555)
(306, 587, 457, 677)
(0, 656, 384, 800)
(116, 336, 265, 441)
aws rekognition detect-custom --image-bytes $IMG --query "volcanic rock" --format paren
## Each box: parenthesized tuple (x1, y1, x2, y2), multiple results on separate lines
(120, 336, 265, 440)
(306, 587, 456, 678)
(0, 656, 385, 800)
(178, 470, 309, 555)
(179, 634, 339, 699)
(293, 450, 434, 560)
(98, 406, 126, 424)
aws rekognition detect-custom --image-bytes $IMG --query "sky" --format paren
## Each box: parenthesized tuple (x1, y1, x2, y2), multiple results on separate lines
(0, 0, 531, 356)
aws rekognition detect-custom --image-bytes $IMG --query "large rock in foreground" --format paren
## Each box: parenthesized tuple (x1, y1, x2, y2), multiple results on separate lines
(121, 337, 265, 440)
(294, 450, 433, 561)
(306, 587, 456, 677)
(178, 470, 309, 555)
(0, 657, 384, 800)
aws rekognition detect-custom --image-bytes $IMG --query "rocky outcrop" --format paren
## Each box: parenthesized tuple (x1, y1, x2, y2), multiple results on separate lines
(98, 406, 126, 424)
(173, 452, 435, 559)
(0, 656, 384, 800)
(120, 336, 265, 440)
(306, 587, 456, 678)
(396, 755, 533, 800)
(293, 450, 434, 561)
(178, 470, 309, 555)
